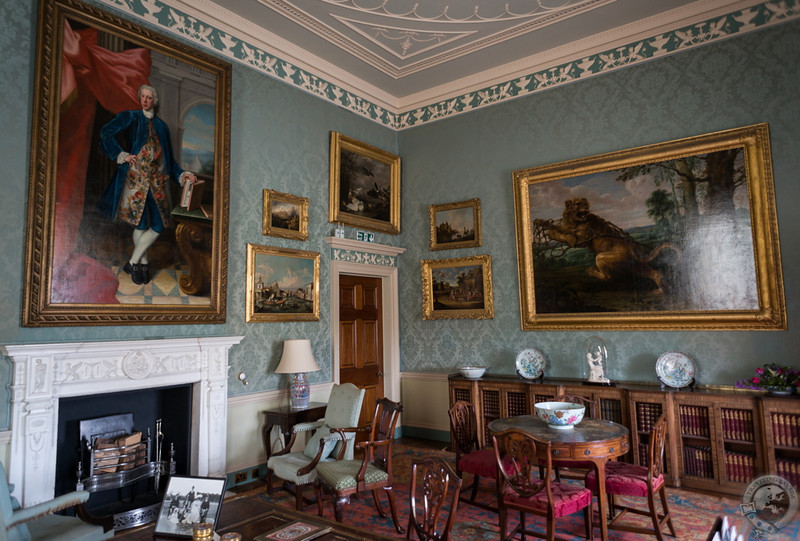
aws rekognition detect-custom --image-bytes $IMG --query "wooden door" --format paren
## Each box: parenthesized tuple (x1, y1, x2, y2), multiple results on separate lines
(338, 274, 383, 432)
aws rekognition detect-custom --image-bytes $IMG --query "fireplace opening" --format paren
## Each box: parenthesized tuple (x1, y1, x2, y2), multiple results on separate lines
(56, 384, 192, 525)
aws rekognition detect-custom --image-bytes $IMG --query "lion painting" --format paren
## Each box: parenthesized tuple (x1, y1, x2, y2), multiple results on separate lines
(534, 198, 678, 294)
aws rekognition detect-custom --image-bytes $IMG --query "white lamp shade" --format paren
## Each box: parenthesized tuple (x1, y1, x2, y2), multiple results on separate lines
(275, 339, 320, 374)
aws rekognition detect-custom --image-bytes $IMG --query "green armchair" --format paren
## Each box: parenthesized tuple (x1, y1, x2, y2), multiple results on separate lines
(266, 382, 366, 510)
(0, 462, 112, 541)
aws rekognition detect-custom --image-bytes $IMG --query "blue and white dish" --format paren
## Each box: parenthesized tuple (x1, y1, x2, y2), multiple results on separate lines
(655, 351, 696, 388)
(516, 348, 545, 379)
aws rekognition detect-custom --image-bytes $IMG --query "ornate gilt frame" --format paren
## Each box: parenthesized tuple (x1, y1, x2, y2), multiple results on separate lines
(245, 244, 320, 323)
(513, 123, 785, 331)
(23, 0, 231, 326)
(429, 198, 482, 251)
(262, 189, 309, 241)
(421, 255, 494, 320)
(329, 131, 401, 235)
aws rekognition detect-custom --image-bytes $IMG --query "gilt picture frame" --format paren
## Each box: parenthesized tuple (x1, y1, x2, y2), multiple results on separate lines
(22, 0, 231, 326)
(329, 131, 401, 235)
(421, 255, 494, 320)
(513, 123, 785, 331)
(246, 244, 320, 322)
(429, 198, 482, 250)
(262, 189, 309, 241)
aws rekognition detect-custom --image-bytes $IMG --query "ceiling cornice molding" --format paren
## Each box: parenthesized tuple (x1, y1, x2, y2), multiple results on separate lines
(94, 0, 800, 130)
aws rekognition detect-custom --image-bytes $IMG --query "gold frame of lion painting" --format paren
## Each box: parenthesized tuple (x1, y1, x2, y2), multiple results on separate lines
(22, 0, 231, 326)
(329, 131, 401, 235)
(421, 255, 494, 320)
(513, 123, 785, 331)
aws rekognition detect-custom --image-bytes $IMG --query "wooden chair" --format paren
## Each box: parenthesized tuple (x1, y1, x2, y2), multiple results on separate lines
(546, 394, 598, 481)
(585, 414, 676, 540)
(266, 383, 365, 510)
(448, 400, 498, 510)
(493, 429, 593, 541)
(314, 398, 404, 533)
(406, 457, 462, 541)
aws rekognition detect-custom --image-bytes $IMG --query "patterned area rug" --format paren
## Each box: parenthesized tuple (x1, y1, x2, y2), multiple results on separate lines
(256, 444, 800, 540)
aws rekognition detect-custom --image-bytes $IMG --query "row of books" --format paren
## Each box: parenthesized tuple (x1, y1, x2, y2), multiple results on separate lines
(678, 405, 710, 437)
(723, 450, 756, 484)
(720, 408, 754, 442)
(682, 444, 714, 478)
(599, 399, 623, 425)
(636, 402, 663, 433)
(770, 413, 800, 447)
(775, 458, 800, 489)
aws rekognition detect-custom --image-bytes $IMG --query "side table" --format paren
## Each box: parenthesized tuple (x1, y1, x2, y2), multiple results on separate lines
(262, 402, 327, 459)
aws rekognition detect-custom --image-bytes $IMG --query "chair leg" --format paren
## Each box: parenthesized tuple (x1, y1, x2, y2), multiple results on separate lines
(498, 504, 508, 541)
(470, 474, 481, 501)
(313, 482, 324, 516)
(294, 484, 304, 510)
(371, 489, 387, 518)
(333, 495, 348, 522)
(584, 495, 593, 540)
(659, 486, 677, 537)
(647, 489, 665, 541)
(383, 486, 404, 534)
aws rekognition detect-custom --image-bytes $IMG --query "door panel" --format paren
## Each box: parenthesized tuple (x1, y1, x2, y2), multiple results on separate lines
(339, 274, 383, 433)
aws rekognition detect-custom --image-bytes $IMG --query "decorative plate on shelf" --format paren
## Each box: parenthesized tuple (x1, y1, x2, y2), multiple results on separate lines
(516, 348, 546, 380)
(655, 351, 696, 388)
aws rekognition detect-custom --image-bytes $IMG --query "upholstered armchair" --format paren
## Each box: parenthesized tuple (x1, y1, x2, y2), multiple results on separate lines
(0, 462, 112, 541)
(266, 382, 366, 510)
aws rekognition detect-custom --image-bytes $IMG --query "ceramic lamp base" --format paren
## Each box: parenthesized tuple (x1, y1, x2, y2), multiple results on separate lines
(290, 372, 310, 409)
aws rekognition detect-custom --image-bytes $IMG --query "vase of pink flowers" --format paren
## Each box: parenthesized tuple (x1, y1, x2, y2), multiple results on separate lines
(736, 363, 799, 396)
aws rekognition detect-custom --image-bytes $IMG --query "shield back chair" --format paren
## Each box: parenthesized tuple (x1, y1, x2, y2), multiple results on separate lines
(314, 398, 404, 533)
(547, 394, 598, 481)
(584, 414, 676, 541)
(266, 382, 365, 510)
(448, 400, 498, 511)
(493, 429, 593, 541)
(0, 461, 113, 541)
(406, 457, 462, 541)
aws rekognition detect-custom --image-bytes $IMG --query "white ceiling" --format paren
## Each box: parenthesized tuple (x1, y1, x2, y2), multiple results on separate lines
(182, 0, 761, 110)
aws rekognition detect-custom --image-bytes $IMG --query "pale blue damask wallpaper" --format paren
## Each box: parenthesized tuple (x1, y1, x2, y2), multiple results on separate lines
(0, 0, 798, 432)
(396, 19, 800, 382)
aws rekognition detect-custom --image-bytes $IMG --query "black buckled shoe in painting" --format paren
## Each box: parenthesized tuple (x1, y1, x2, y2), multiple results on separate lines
(124, 261, 143, 285)
(138, 263, 151, 284)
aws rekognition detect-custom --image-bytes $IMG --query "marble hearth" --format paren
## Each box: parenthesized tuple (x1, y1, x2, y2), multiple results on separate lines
(1, 336, 243, 506)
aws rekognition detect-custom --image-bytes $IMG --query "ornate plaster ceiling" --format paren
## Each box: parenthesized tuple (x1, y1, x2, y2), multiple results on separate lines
(185, 0, 755, 105)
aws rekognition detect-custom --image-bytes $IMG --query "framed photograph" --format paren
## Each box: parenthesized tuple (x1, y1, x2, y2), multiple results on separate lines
(429, 198, 482, 250)
(246, 244, 320, 322)
(262, 189, 309, 240)
(329, 131, 401, 235)
(154, 475, 226, 538)
(421, 255, 494, 320)
(22, 0, 231, 326)
(513, 123, 785, 331)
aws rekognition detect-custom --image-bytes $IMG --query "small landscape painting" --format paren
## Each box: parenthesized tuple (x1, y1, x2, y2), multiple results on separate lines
(246, 244, 319, 322)
(421, 255, 493, 320)
(429, 198, 481, 250)
(262, 189, 308, 240)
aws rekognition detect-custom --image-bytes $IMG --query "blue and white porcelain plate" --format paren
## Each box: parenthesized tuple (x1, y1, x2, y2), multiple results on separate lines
(516, 348, 546, 379)
(655, 351, 696, 388)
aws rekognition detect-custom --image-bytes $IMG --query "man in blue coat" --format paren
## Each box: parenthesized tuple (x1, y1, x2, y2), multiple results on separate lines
(98, 84, 196, 285)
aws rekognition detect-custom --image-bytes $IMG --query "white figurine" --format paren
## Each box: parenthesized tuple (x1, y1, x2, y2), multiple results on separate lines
(587, 351, 610, 383)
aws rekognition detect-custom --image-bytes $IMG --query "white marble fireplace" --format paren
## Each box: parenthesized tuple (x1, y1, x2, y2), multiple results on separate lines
(1, 336, 243, 506)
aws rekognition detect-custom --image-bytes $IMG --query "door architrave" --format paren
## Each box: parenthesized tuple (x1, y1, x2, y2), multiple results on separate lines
(329, 245, 402, 404)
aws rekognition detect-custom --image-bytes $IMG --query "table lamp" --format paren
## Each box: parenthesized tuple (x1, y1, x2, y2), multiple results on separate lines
(275, 339, 320, 409)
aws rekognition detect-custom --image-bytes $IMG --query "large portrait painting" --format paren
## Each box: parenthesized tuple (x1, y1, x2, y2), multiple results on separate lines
(329, 131, 401, 235)
(22, 0, 231, 326)
(513, 123, 785, 330)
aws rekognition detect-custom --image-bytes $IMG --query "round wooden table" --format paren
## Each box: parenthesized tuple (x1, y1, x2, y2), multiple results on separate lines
(488, 416, 630, 541)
